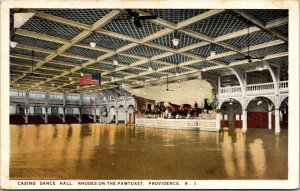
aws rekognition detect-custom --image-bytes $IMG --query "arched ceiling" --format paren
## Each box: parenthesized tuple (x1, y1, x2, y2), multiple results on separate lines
(9, 9, 288, 93)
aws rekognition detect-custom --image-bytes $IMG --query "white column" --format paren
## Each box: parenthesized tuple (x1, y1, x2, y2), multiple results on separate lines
(93, 108, 96, 123)
(216, 112, 221, 130)
(45, 107, 48, 124)
(268, 111, 272, 130)
(99, 107, 102, 123)
(62, 107, 66, 123)
(79, 107, 82, 123)
(25, 107, 28, 124)
(125, 111, 128, 125)
(242, 109, 247, 133)
(116, 110, 118, 124)
(275, 108, 280, 135)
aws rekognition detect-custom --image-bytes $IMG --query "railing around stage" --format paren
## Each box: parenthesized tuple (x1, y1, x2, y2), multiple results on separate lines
(135, 118, 219, 132)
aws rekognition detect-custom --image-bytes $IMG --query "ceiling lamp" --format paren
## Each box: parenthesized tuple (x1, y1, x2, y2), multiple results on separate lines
(257, 100, 262, 105)
(69, 77, 72, 81)
(172, 38, 180, 47)
(176, 72, 179, 76)
(113, 59, 119, 65)
(51, 83, 54, 87)
(80, 72, 84, 76)
(210, 44, 216, 56)
(10, 41, 18, 48)
(172, 31, 180, 47)
(16, 84, 20, 87)
(111, 77, 115, 82)
(90, 42, 96, 48)
(202, 68, 207, 72)
(148, 67, 152, 71)
(229, 99, 233, 105)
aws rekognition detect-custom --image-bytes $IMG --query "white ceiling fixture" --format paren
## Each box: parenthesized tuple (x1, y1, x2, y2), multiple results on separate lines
(202, 68, 207, 72)
(111, 77, 115, 82)
(113, 59, 119, 65)
(90, 42, 96, 48)
(148, 67, 152, 71)
(10, 41, 18, 48)
(51, 83, 55, 87)
(14, 12, 35, 28)
(257, 100, 262, 105)
(172, 31, 180, 47)
(80, 72, 84, 76)
(210, 44, 216, 56)
(69, 77, 72, 81)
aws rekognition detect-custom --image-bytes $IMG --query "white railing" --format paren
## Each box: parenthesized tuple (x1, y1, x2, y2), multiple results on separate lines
(279, 81, 288, 94)
(246, 82, 274, 95)
(219, 86, 242, 98)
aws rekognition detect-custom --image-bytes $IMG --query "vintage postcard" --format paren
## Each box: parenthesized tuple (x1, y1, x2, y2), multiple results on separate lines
(0, 0, 299, 189)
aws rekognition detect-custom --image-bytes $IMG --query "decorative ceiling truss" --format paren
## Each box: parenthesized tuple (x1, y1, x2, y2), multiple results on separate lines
(9, 8, 288, 93)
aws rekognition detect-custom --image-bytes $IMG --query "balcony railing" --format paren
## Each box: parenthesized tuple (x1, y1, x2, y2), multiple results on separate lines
(219, 81, 288, 98)
(219, 86, 242, 98)
(246, 82, 275, 95)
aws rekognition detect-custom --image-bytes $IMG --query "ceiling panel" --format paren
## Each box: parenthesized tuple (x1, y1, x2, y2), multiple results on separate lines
(65, 46, 105, 58)
(188, 12, 248, 38)
(104, 13, 165, 39)
(10, 48, 49, 58)
(242, 9, 288, 24)
(125, 45, 167, 57)
(12, 34, 63, 50)
(190, 61, 217, 70)
(21, 16, 83, 40)
(53, 55, 85, 65)
(140, 9, 209, 24)
(152, 31, 201, 49)
(81, 32, 130, 49)
(36, 9, 112, 25)
(160, 53, 193, 64)
(224, 30, 278, 48)
(188, 44, 230, 57)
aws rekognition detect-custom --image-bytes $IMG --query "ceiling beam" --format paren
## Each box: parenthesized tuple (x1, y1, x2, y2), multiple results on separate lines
(231, 10, 288, 42)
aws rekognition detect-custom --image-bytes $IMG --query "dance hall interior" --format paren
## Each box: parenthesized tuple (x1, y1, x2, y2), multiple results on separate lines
(5, 7, 291, 180)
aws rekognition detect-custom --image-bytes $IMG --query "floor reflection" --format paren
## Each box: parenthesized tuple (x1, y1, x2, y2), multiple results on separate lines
(10, 124, 288, 180)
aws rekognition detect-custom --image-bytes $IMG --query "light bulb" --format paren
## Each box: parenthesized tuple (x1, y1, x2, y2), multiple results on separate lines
(111, 77, 114, 82)
(210, 50, 216, 56)
(51, 83, 54, 87)
(90, 42, 96, 48)
(202, 68, 207, 72)
(172, 38, 180, 46)
(69, 77, 72, 81)
(113, 59, 118, 65)
(176, 72, 179, 76)
(229, 102, 233, 105)
(10, 41, 18, 48)
(80, 72, 84, 76)
(148, 67, 152, 71)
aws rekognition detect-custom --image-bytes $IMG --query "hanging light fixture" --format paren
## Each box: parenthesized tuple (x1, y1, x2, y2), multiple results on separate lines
(113, 59, 118, 65)
(69, 77, 72, 81)
(175, 67, 180, 76)
(148, 66, 153, 71)
(172, 30, 180, 47)
(51, 83, 55, 87)
(90, 42, 96, 48)
(229, 98, 233, 105)
(210, 43, 216, 56)
(10, 41, 18, 48)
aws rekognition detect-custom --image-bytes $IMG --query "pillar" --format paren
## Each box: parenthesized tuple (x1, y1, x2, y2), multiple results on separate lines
(242, 108, 247, 133)
(62, 107, 66, 123)
(93, 108, 96, 123)
(99, 108, 102, 123)
(107, 107, 110, 124)
(268, 111, 272, 130)
(79, 107, 82, 123)
(116, 110, 118, 124)
(25, 107, 28, 124)
(125, 111, 128, 125)
(275, 107, 280, 135)
(45, 107, 48, 124)
(216, 112, 221, 130)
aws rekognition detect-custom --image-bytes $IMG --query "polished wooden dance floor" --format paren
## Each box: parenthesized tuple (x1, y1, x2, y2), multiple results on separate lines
(10, 124, 287, 180)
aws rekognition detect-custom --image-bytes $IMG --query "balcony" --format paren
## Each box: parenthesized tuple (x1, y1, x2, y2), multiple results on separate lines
(219, 81, 288, 98)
